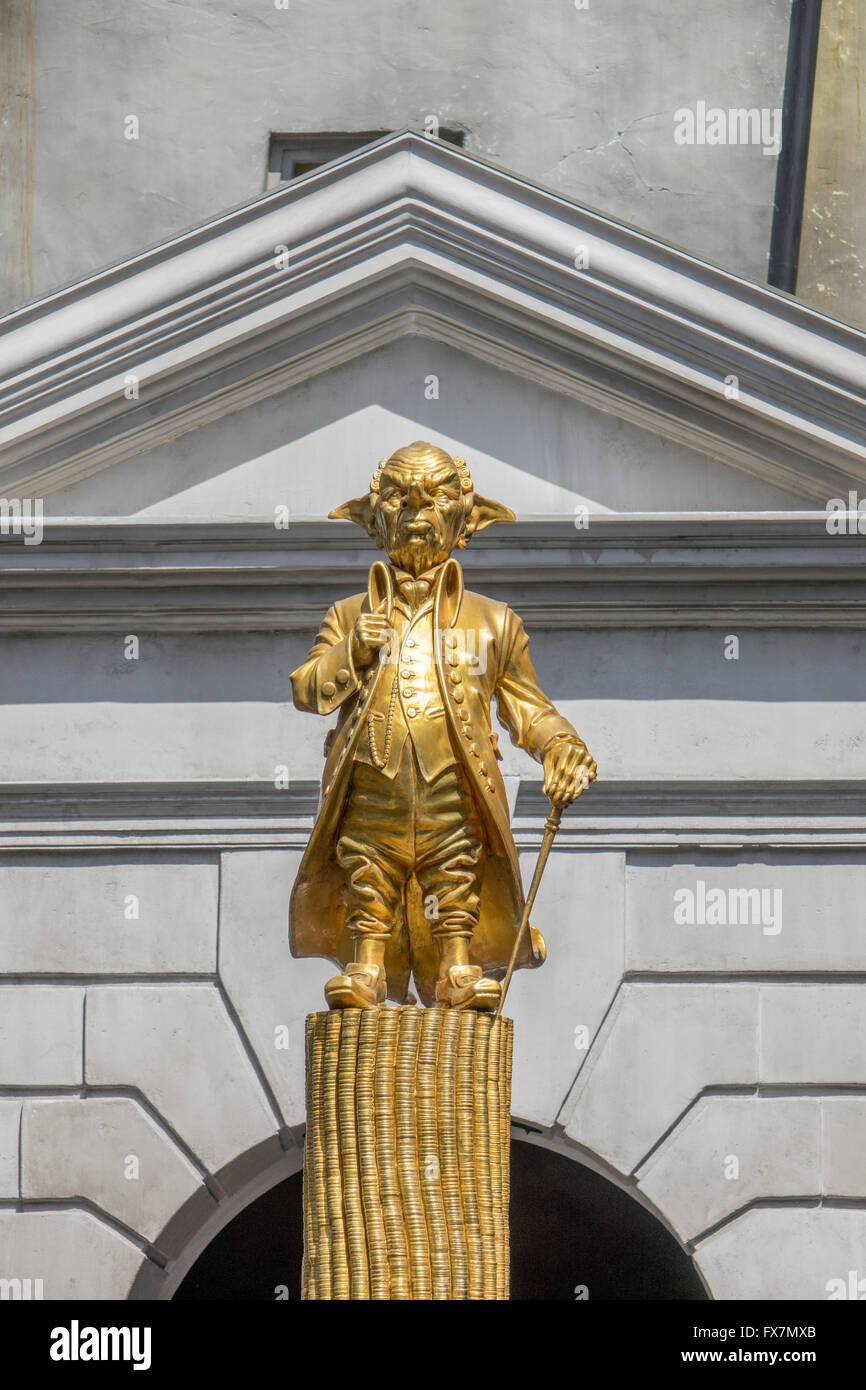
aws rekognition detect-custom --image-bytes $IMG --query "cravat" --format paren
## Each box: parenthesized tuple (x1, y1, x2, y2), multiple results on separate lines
(392, 566, 439, 612)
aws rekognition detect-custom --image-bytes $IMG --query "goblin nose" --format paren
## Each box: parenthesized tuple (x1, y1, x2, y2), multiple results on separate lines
(403, 482, 425, 508)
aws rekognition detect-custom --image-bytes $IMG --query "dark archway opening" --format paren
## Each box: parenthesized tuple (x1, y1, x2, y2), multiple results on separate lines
(175, 1137, 706, 1300)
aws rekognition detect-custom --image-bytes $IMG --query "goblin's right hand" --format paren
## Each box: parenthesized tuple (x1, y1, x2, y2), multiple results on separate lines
(350, 609, 392, 668)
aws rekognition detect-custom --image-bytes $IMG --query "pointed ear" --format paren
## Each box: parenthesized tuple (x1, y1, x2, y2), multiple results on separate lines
(464, 493, 516, 538)
(329, 493, 377, 537)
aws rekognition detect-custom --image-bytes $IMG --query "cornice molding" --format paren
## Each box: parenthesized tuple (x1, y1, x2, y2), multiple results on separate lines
(1, 133, 865, 503)
(0, 779, 864, 851)
(0, 517, 862, 632)
(516, 780, 866, 820)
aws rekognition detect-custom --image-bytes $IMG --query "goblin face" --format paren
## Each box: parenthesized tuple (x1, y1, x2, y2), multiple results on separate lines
(374, 462, 467, 574)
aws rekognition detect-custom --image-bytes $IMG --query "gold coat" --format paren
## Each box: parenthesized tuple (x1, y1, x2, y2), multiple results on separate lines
(289, 558, 582, 1005)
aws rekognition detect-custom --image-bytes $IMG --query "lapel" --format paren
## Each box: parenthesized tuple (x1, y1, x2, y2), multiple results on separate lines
(432, 557, 463, 632)
(365, 559, 394, 616)
(368, 558, 464, 628)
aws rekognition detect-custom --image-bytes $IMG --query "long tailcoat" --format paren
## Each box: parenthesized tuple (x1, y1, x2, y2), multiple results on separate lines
(289, 557, 581, 1004)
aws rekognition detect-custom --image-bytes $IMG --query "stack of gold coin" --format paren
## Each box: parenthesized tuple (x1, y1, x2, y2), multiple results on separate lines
(302, 1006, 513, 1300)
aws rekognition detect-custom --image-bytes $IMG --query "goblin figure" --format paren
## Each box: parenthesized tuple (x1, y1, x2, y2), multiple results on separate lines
(289, 442, 596, 1011)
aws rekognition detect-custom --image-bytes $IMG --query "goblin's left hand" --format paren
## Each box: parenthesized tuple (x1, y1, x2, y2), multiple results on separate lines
(542, 740, 597, 808)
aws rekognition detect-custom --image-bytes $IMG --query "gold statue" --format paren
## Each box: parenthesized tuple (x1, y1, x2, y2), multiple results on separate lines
(289, 441, 596, 1012)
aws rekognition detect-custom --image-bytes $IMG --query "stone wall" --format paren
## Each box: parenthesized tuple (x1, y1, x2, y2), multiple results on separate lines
(799, 1, 866, 329)
(0, 0, 791, 311)
(1, 125, 863, 1301)
(0, 516, 864, 1300)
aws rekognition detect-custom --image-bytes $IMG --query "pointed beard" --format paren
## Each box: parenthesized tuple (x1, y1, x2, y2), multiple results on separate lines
(387, 534, 449, 574)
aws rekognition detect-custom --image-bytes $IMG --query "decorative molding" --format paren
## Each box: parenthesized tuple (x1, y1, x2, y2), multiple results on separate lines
(1, 133, 865, 503)
(519, 779, 866, 823)
(0, 516, 863, 632)
(0, 780, 317, 822)
(1, 779, 865, 851)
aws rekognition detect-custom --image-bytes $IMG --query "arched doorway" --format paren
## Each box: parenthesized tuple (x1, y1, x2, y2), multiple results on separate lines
(173, 1134, 705, 1300)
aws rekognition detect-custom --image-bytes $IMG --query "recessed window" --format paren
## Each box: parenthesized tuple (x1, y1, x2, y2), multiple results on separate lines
(266, 129, 466, 188)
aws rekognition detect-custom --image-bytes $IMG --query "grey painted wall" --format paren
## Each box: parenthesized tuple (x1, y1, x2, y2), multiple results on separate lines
(0, 480, 864, 1300)
(49, 341, 807, 518)
(1, 0, 791, 312)
(0, 625, 862, 785)
(2, 79, 865, 1299)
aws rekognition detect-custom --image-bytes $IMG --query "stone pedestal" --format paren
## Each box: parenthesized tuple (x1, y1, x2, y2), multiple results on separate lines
(302, 1005, 512, 1300)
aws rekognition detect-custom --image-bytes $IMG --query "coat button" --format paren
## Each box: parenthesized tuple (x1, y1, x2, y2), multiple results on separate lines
(322, 680, 337, 698)
(336, 668, 350, 685)
(406, 639, 416, 648)
(449, 670, 460, 683)
(479, 763, 488, 775)
(453, 690, 464, 703)
(458, 707, 470, 722)
(407, 707, 418, 718)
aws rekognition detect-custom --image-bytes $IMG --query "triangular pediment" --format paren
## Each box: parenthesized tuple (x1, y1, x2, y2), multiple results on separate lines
(1, 130, 864, 512)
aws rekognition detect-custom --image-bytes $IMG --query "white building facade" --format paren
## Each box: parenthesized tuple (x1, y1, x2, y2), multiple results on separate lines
(0, 79, 865, 1299)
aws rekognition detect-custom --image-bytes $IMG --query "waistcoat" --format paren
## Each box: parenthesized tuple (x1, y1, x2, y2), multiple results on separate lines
(353, 600, 457, 781)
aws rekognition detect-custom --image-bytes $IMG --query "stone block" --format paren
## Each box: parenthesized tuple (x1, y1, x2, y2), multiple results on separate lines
(217, 849, 332, 1127)
(0, 1101, 20, 1198)
(760, 986, 866, 1084)
(22, 1096, 204, 1245)
(561, 983, 759, 1173)
(637, 1096, 821, 1241)
(0, 1209, 143, 1300)
(0, 855, 217, 974)
(0, 986, 83, 1085)
(822, 1099, 866, 1198)
(696, 1207, 866, 1301)
(85, 985, 276, 1173)
(627, 856, 866, 971)
(509, 850, 625, 1129)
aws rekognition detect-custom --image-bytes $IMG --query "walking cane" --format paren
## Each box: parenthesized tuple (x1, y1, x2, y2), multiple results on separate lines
(496, 801, 564, 1017)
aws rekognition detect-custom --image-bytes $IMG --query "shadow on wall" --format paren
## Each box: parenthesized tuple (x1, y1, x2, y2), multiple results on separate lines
(174, 1137, 706, 1300)
(1, 628, 862, 707)
(49, 338, 807, 519)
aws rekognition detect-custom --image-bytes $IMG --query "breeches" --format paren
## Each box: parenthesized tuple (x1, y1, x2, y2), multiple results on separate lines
(336, 745, 485, 940)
